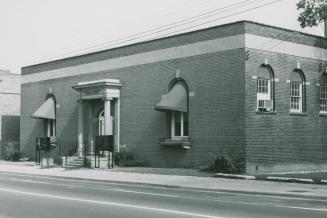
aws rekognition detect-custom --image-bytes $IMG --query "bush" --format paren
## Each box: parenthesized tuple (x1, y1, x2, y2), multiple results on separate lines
(113, 149, 134, 166)
(204, 149, 242, 174)
(113, 146, 150, 167)
(3, 142, 20, 161)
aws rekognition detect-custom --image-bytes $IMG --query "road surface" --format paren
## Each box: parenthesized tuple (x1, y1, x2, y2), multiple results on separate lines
(0, 171, 326, 218)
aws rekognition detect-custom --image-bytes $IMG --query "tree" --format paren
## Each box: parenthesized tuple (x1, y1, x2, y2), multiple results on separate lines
(297, 0, 327, 28)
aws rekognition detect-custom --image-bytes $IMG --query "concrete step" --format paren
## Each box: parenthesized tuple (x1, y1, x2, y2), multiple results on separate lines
(65, 158, 85, 169)
(66, 163, 84, 166)
(71, 159, 84, 163)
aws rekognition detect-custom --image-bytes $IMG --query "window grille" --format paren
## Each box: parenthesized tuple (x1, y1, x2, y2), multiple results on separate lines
(320, 85, 327, 112)
(290, 82, 302, 112)
(256, 78, 272, 112)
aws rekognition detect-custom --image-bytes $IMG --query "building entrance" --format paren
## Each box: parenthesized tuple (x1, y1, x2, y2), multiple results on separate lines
(72, 79, 121, 156)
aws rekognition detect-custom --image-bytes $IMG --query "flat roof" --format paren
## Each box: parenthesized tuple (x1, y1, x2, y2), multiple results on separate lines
(22, 20, 327, 75)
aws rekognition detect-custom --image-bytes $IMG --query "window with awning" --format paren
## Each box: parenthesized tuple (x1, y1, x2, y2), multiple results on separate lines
(32, 96, 56, 137)
(155, 81, 189, 141)
(32, 97, 56, 120)
(155, 82, 187, 112)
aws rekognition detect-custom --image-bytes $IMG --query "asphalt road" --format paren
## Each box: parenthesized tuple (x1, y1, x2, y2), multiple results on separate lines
(0, 172, 327, 218)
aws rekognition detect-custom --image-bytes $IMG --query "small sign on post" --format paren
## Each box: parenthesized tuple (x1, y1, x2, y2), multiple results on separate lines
(95, 135, 114, 168)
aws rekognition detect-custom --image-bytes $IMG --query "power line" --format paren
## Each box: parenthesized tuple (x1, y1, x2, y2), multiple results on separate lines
(80, 0, 283, 55)
(148, 0, 283, 41)
(35, 0, 261, 62)
(85, 0, 262, 53)
(104, 0, 218, 37)
(247, 24, 309, 59)
(253, 24, 299, 50)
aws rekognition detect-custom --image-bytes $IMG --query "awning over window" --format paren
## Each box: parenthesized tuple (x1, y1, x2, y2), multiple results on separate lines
(32, 98, 55, 120)
(155, 83, 187, 112)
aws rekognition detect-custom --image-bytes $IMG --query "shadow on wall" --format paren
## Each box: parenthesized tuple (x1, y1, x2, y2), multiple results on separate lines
(0, 115, 20, 160)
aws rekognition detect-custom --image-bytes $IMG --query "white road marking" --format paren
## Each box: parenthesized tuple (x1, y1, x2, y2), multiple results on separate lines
(1, 172, 327, 212)
(0, 187, 223, 218)
(92, 187, 181, 198)
(10, 179, 51, 184)
(9, 178, 76, 188)
(1, 171, 327, 204)
(86, 186, 327, 211)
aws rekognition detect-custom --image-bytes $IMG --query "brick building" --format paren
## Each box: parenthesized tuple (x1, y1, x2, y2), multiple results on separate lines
(20, 21, 327, 174)
(0, 70, 20, 159)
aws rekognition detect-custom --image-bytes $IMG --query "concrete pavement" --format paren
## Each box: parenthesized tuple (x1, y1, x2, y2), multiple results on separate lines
(1, 171, 327, 218)
(0, 161, 327, 199)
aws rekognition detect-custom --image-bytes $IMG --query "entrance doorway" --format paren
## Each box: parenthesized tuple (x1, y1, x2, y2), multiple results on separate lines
(97, 103, 115, 137)
(72, 79, 121, 156)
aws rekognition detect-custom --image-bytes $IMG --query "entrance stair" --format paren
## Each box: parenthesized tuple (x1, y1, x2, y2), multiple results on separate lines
(65, 156, 85, 169)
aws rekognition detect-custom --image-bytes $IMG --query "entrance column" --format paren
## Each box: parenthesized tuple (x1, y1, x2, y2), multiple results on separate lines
(77, 99, 84, 156)
(88, 101, 94, 154)
(104, 97, 113, 135)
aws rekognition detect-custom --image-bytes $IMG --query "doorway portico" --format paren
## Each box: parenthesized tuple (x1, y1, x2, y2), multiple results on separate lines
(72, 79, 121, 156)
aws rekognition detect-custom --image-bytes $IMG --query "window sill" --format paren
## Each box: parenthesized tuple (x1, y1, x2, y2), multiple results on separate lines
(289, 112, 307, 116)
(319, 112, 327, 117)
(159, 137, 191, 149)
(255, 111, 276, 115)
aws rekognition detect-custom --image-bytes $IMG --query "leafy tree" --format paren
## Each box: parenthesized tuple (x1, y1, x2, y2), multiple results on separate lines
(297, 0, 327, 28)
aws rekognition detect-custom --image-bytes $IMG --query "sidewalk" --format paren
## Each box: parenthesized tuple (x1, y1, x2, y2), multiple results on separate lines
(0, 161, 327, 198)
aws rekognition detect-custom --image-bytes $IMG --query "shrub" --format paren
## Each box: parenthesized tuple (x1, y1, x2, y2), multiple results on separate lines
(3, 142, 20, 161)
(113, 146, 150, 167)
(204, 149, 242, 174)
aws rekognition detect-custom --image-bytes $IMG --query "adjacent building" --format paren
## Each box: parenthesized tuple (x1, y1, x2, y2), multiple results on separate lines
(20, 21, 327, 174)
(0, 70, 20, 160)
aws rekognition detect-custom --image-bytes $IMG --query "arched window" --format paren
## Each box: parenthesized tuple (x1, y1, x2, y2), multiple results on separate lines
(171, 108, 188, 138)
(319, 74, 327, 113)
(289, 70, 305, 113)
(256, 66, 274, 112)
(98, 109, 105, 136)
(32, 94, 56, 137)
(169, 81, 188, 138)
(155, 79, 189, 138)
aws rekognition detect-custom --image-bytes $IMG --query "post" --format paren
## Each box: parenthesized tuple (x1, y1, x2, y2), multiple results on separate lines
(325, 18, 327, 38)
(117, 98, 120, 152)
(104, 97, 113, 135)
(88, 101, 94, 154)
(77, 99, 84, 156)
(59, 141, 61, 165)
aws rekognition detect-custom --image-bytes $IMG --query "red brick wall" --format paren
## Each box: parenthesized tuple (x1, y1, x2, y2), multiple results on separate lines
(20, 21, 327, 173)
(20, 49, 246, 169)
(245, 49, 327, 174)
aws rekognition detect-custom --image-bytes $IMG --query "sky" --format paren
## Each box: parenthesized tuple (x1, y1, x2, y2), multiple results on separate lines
(0, 0, 325, 74)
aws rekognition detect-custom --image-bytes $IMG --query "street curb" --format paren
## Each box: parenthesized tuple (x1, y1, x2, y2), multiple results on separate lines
(214, 173, 256, 180)
(214, 173, 327, 185)
(1, 170, 327, 201)
(265, 176, 314, 184)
